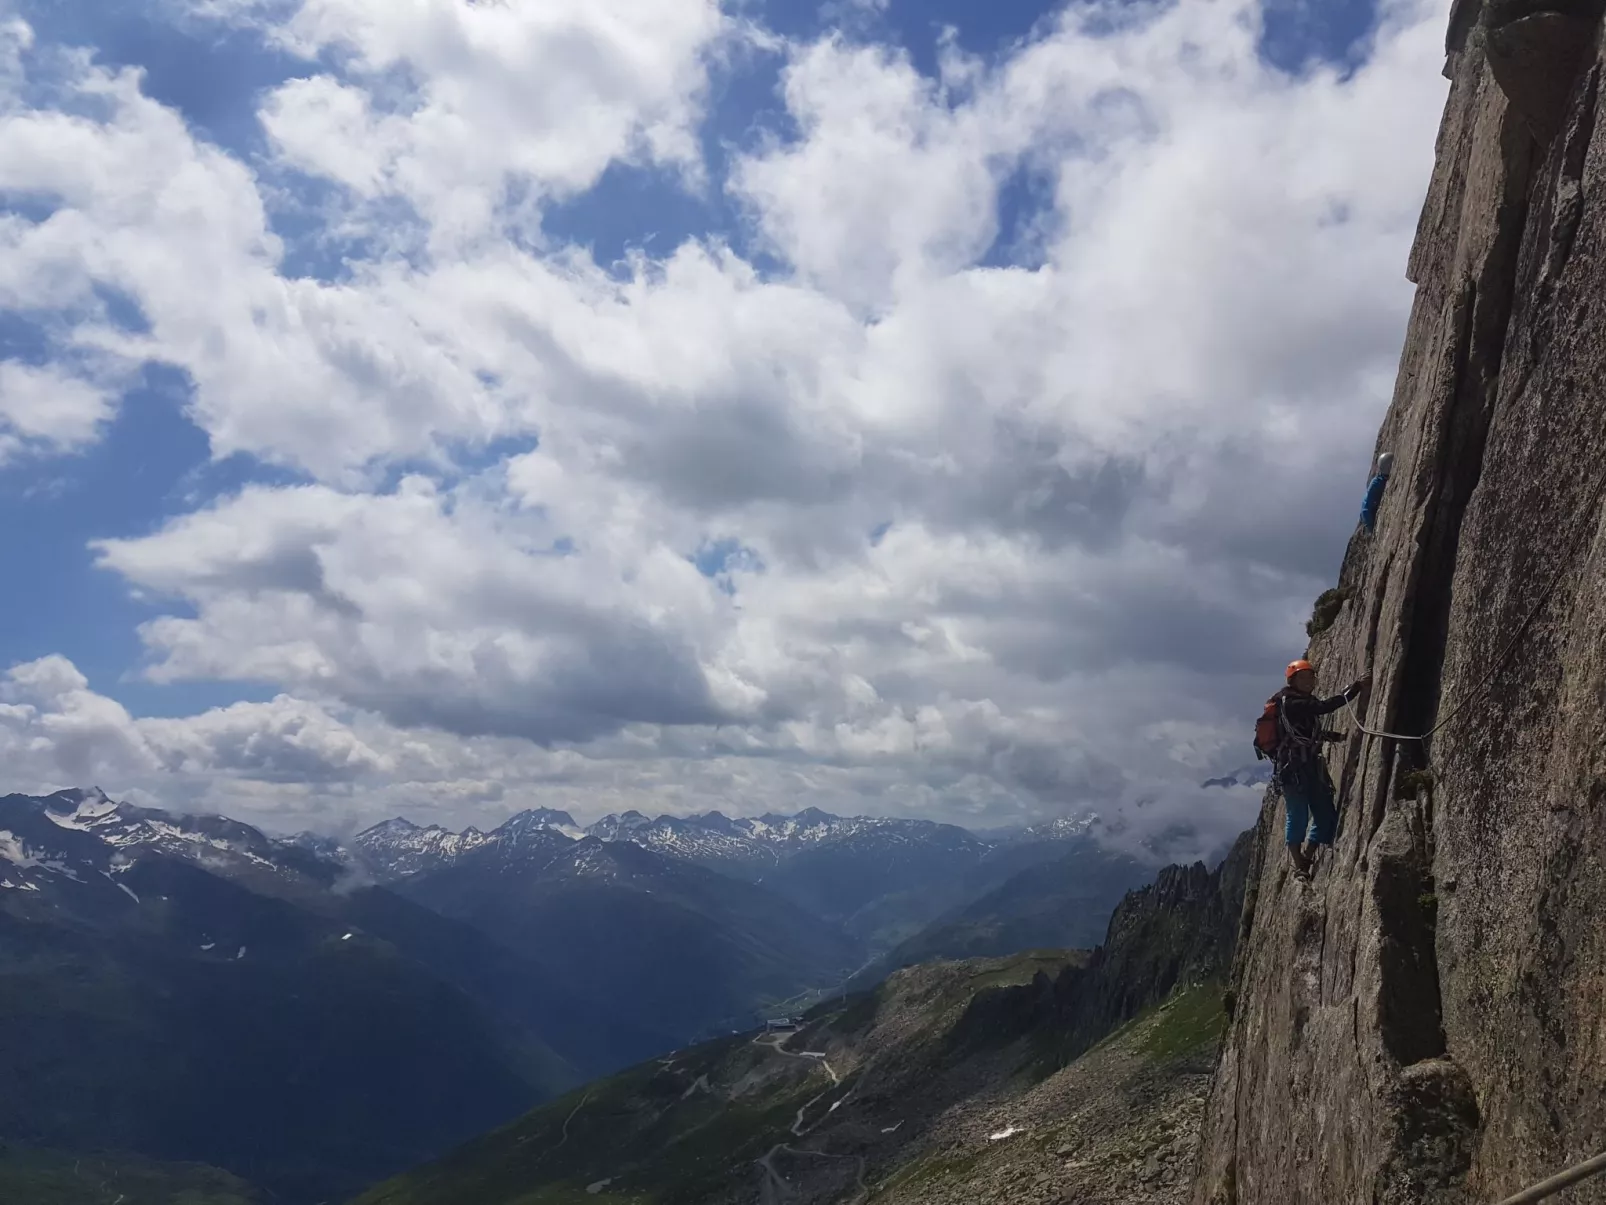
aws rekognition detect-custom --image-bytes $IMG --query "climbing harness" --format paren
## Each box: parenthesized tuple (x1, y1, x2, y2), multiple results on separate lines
(1493, 1148, 1606, 1204)
(1254, 662, 1331, 763)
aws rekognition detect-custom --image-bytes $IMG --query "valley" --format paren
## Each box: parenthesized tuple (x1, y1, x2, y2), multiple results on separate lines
(350, 954, 1225, 1205)
(350, 828, 1250, 1204)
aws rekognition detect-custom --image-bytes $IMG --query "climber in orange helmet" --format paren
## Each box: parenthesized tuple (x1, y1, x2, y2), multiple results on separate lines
(1261, 660, 1369, 878)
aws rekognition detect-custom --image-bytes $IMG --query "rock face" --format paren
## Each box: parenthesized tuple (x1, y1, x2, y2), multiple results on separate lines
(953, 827, 1253, 1064)
(1194, 10, 1606, 1205)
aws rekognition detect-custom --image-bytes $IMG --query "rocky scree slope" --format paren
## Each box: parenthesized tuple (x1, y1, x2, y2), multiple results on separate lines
(1194, 8, 1606, 1203)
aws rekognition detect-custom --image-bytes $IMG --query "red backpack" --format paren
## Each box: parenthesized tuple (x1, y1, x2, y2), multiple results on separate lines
(1253, 692, 1284, 761)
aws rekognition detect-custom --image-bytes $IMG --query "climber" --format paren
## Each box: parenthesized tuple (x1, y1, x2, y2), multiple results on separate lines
(1359, 452, 1394, 533)
(1268, 660, 1369, 878)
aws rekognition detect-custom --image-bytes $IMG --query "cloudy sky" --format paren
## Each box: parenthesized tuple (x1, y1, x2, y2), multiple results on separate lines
(0, 0, 1447, 845)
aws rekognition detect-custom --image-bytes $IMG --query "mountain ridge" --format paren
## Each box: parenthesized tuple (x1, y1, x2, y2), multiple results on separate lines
(350, 803, 1134, 958)
(349, 804, 1022, 884)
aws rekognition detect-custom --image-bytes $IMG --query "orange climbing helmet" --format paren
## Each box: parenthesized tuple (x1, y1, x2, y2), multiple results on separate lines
(1285, 659, 1314, 682)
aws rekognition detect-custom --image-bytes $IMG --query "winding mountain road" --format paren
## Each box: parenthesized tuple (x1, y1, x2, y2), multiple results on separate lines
(750, 1029, 877, 1202)
(758, 1145, 867, 1205)
(752, 1031, 840, 1084)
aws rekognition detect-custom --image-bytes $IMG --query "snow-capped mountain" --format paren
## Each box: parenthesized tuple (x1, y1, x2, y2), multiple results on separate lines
(351, 808, 584, 881)
(350, 817, 494, 879)
(496, 807, 585, 841)
(583, 809, 658, 842)
(1017, 813, 1101, 842)
(351, 804, 966, 884)
(578, 812, 774, 874)
(579, 805, 983, 875)
(0, 793, 126, 899)
(1, 788, 343, 901)
(735, 806, 877, 845)
(579, 810, 785, 875)
(349, 802, 1117, 956)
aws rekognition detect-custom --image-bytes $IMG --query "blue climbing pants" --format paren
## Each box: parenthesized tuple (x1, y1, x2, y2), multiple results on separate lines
(1282, 762, 1337, 847)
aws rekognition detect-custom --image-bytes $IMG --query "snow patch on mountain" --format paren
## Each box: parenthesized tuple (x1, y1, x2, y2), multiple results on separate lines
(0, 828, 86, 885)
(1019, 814, 1100, 842)
(42, 788, 119, 830)
(0, 830, 42, 869)
(495, 808, 585, 842)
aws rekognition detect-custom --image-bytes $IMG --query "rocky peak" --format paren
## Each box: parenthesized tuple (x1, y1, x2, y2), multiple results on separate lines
(493, 808, 582, 841)
(1098, 861, 1218, 952)
(350, 816, 495, 880)
(367, 817, 421, 835)
(586, 810, 654, 841)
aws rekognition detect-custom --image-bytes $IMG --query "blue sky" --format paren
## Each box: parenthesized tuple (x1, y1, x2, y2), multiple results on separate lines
(0, 0, 1439, 835)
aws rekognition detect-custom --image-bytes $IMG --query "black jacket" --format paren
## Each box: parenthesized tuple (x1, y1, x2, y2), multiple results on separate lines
(1277, 683, 1360, 766)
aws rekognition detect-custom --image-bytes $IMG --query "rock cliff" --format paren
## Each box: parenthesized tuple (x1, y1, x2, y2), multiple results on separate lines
(953, 827, 1254, 1066)
(1194, 6, 1606, 1203)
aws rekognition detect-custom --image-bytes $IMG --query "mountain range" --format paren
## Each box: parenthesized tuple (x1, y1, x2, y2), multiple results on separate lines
(350, 804, 1125, 955)
(352, 805, 987, 883)
(0, 790, 670, 1203)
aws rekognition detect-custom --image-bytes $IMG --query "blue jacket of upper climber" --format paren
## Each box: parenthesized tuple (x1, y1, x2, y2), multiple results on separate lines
(1360, 476, 1387, 531)
(1359, 452, 1394, 533)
